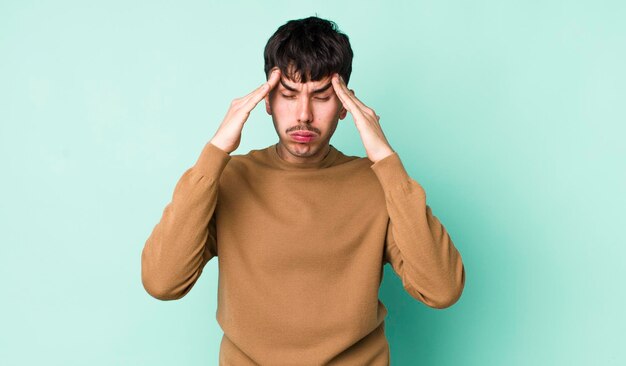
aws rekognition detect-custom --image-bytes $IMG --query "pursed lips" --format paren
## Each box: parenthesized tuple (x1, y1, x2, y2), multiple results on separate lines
(290, 131, 317, 137)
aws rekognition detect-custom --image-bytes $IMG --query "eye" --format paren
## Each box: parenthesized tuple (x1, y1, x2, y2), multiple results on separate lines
(281, 94, 296, 99)
(314, 96, 331, 102)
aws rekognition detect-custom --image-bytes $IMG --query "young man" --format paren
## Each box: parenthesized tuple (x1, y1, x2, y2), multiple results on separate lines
(141, 16, 465, 366)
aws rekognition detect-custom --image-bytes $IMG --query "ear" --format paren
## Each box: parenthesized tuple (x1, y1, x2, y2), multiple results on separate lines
(339, 106, 347, 120)
(265, 93, 272, 115)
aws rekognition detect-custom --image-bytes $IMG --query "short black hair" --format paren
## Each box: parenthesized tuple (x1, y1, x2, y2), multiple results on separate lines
(264, 16, 353, 84)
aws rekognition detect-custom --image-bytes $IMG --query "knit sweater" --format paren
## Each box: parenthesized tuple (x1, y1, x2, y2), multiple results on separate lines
(141, 141, 465, 365)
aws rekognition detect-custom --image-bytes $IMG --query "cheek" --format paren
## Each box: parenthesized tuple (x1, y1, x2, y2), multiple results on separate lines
(268, 93, 287, 112)
(271, 100, 292, 117)
(316, 98, 342, 117)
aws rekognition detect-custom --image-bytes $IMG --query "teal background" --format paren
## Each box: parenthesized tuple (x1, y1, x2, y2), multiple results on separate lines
(1, 1, 624, 365)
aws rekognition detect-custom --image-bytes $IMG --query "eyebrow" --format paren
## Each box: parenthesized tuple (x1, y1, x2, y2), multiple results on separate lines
(280, 78, 333, 94)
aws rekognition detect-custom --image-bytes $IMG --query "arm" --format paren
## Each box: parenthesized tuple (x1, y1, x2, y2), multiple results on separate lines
(141, 142, 231, 300)
(371, 152, 466, 309)
(141, 69, 281, 301)
(330, 74, 465, 309)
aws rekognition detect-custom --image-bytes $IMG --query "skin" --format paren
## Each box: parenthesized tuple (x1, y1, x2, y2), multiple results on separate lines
(330, 73, 395, 163)
(264, 68, 347, 164)
(210, 67, 395, 164)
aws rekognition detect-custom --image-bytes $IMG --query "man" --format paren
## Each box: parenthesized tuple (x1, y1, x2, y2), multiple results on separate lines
(141, 16, 465, 365)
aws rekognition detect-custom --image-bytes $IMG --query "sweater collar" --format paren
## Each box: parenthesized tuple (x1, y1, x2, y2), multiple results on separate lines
(268, 142, 340, 170)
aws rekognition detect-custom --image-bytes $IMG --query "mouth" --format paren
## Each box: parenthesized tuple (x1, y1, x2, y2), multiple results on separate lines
(289, 131, 317, 143)
(290, 131, 316, 137)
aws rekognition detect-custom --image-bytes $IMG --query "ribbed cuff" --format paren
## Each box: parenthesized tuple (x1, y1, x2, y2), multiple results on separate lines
(192, 141, 232, 180)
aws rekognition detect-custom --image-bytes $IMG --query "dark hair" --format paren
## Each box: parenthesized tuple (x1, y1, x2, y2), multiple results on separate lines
(264, 16, 353, 84)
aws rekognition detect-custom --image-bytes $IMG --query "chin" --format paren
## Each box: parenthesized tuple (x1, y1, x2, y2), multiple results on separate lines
(283, 139, 322, 157)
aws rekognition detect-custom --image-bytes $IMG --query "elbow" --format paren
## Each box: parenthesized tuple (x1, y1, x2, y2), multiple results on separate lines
(142, 277, 185, 301)
(426, 287, 463, 309)
(427, 265, 466, 309)
(141, 261, 188, 301)
(141, 246, 189, 301)
(141, 269, 187, 301)
(141, 254, 206, 301)
(407, 263, 465, 309)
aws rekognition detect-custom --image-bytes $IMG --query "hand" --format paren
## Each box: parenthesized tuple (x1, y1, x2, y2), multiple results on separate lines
(210, 68, 281, 154)
(331, 74, 395, 163)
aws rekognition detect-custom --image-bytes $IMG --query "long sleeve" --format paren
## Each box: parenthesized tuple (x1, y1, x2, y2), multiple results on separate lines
(371, 152, 466, 309)
(141, 141, 231, 300)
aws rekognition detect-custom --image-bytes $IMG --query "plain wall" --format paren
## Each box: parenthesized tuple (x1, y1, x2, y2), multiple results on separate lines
(1, 0, 624, 365)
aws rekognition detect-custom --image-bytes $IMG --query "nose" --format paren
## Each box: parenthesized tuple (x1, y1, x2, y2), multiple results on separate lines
(296, 97, 313, 124)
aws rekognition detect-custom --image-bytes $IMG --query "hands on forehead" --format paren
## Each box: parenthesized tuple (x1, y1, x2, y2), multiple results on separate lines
(210, 67, 394, 163)
(330, 73, 395, 163)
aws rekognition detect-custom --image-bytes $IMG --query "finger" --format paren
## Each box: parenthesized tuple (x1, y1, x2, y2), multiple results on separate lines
(266, 67, 281, 90)
(333, 75, 366, 112)
(346, 87, 377, 119)
(240, 69, 278, 103)
(335, 76, 370, 113)
(239, 68, 280, 103)
(331, 75, 358, 113)
(241, 69, 281, 111)
(334, 77, 381, 124)
(331, 74, 365, 118)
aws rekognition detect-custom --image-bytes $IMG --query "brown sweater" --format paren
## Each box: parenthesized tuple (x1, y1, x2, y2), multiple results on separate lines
(141, 141, 465, 365)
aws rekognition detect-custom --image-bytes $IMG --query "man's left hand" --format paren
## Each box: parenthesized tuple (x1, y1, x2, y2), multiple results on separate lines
(331, 73, 395, 163)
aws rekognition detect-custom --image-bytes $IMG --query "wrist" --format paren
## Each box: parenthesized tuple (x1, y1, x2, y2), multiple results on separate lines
(209, 139, 231, 154)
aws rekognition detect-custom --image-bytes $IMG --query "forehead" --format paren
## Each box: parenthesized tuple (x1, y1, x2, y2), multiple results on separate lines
(279, 76, 332, 92)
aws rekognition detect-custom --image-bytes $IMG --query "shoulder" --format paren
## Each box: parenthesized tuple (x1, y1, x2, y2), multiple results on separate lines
(223, 147, 271, 172)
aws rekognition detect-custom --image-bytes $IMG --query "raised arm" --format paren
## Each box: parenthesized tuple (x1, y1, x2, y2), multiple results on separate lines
(141, 68, 282, 300)
(330, 73, 465, 309)
(371, 153, 466, 309)
(141, 142, 230, 300)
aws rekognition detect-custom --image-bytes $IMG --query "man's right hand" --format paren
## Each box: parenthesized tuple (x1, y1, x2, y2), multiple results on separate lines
(209, 68, 281, 154)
